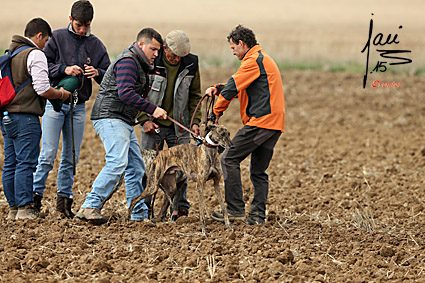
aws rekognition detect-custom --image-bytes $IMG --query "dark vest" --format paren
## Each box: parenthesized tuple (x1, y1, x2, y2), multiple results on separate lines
(5, 35, 46, 116)
(90, 45, 149, 125)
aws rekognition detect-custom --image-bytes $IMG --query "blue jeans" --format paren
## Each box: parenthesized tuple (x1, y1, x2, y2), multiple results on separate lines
(1, 113, 41, 207)
(82, 118, 148, 221)
(33, 101, 86, 199)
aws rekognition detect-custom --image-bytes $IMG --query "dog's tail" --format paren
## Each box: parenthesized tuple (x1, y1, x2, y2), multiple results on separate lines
(128, 159, 162, 219)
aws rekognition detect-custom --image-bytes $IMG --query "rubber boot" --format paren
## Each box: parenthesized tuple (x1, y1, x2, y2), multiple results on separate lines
(56, 197, 75, 219)
(33, 194, 42, 213)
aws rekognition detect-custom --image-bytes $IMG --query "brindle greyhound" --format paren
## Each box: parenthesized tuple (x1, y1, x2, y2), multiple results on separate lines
(129, 124, 233, 233)
(141, 148, 184, 221)
(100, 146, 182, 221)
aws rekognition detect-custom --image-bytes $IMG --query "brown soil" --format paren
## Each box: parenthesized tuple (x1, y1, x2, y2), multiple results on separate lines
(0, 69, 424, 282)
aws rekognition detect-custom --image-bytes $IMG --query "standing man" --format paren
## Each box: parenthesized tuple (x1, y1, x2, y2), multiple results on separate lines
(76, 28, 167, 224)
(1, 18, 71, 220)
(137, 30, 202, 219)
(207, 25, 285, 226)
(32, 0, 111, 218)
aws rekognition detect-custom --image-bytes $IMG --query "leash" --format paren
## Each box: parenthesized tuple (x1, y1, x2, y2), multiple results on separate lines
(70, 72, 84, 175)
(165, 92, 218, 144)
(190, 93, 217, 130)
(167, 116, 204, 142)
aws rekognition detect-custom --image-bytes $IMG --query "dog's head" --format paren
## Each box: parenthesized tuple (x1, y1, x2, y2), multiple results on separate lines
(204, 124, 233, 152)
(140, 148, 158, 172)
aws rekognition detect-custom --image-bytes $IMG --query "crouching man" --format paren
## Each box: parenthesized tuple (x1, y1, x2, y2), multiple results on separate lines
(76, 28, 167, 224)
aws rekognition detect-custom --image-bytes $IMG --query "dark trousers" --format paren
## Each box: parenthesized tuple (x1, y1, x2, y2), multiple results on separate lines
(221, 125, 281, 219)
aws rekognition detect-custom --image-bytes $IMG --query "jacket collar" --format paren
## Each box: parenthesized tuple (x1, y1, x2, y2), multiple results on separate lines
(242, 44, 261, 61)
(10, 35, 38, 52)
(125, 43, 152, 72)
(67, 23, 91, 37)
(153, 48, 193, 74)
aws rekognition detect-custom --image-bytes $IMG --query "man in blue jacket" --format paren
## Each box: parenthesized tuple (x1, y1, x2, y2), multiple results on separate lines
(32, 0, 110, 218)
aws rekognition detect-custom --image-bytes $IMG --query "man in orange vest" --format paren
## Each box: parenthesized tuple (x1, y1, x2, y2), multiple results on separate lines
(206, 25, 285, 226)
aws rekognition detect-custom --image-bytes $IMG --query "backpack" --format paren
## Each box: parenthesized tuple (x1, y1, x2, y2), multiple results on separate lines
(0, 46, 32, 108)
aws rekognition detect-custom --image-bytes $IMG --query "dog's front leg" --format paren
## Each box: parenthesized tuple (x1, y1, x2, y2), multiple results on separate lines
(196, 179, 208, 235)
(213, 177, 232, 230)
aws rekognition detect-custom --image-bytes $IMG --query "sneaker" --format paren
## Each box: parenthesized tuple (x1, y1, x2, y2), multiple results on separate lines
(33, 194, 42, 213)
(171, 208, 189, 221)
(16, 205, 39, 220)
(7, 206, 18, 219)
(246, 215, 265, 226)
(76, 207, 108, 225)
(211, 211, 245, 223)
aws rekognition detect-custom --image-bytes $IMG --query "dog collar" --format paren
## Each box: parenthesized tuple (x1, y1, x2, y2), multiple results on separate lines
(204, 132, 219, 148)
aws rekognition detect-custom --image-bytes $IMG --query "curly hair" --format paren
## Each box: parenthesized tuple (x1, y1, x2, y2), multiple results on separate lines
(227, 25, 258, 48)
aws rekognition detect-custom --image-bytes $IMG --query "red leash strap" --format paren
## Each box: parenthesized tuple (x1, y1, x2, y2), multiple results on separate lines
(167, 116, 203, 141)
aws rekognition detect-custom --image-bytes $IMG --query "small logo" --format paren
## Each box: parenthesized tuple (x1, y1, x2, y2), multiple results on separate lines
(371, 80, 402, 88)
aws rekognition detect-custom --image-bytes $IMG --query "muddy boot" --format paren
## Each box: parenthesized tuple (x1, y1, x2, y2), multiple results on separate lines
(76, 208, 108, 225)
(16, 205, 39, 220)
(56, 197, 75, 219)
(33, 193, 42, 213)
(7, 206, 18, 219)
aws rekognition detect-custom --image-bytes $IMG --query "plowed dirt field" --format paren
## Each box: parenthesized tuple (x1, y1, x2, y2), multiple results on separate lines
(1, 69, 424, 282)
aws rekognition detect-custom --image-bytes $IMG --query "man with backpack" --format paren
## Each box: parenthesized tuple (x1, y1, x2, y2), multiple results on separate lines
(32, 0, 110, 219)
(0, 18, 71, 220)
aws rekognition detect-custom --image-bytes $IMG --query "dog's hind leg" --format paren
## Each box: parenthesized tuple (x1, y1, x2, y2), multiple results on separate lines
(128, 161, 163, 219)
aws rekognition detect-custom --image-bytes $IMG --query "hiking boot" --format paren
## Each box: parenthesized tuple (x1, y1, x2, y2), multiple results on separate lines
(33, 193, 42, 213)
(246, 215, 265, 226)
(16, 205, 39, 220)
(211, 211, 245, 223)
(56, 197, 75, 219)
(171, 208, 189, 221)
(7, 206, 18, 219)
(76, 207, 108, 225)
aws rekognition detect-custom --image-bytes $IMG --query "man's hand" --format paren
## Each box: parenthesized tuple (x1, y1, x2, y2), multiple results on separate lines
(84, 64, 99, 79)
(59, 87, 71, 101)
(65, 65, 84, 76)
(205, 86, 218, 97)
(143, 121, 159, 134)
(152, 107, 167, 120)
(191, 124, 201, 136)
(208, 112, 222, 124)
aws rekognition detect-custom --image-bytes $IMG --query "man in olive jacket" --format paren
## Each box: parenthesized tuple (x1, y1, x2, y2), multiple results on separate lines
(137, 30, 202, 219)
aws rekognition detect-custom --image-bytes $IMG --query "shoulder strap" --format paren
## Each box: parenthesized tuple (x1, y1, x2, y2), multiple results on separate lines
(10, 46, 34, 92)
(11, 45, 33, 58)
(15, 77, 32, 93)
